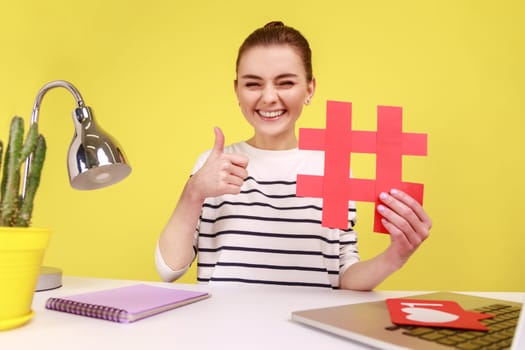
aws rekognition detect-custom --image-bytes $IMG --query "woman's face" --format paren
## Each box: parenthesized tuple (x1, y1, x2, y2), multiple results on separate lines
(235, 45, 315, 150)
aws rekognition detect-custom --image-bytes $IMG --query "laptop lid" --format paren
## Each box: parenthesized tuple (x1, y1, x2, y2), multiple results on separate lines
(292, 292, 523, 350)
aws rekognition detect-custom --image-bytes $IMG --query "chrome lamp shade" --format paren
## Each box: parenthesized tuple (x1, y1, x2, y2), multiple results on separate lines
(23, 80, 131, 195)
(68, 106, 131, 190)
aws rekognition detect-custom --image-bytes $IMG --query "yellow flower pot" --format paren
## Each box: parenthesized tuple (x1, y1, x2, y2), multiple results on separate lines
(0, 227, 50, 331)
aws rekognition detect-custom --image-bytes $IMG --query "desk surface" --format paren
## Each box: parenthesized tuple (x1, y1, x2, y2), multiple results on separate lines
(1, 277, 524, 350)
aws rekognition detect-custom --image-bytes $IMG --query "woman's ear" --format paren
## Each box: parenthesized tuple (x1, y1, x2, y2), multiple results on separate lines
(233, 79, 240, 99)
(306, 77, 316, 103)
(234, 79, 241, 105)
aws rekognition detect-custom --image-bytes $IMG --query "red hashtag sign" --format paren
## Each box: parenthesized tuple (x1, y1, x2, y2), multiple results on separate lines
(296, 100, 427, 233)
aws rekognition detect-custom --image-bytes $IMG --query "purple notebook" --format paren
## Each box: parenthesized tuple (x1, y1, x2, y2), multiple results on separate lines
(45, 284, 210, 323)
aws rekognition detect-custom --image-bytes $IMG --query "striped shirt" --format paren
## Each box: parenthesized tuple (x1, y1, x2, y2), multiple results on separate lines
(158, 142, 360, 289)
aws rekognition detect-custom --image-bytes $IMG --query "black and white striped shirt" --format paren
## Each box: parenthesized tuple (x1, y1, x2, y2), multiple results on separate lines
(194, 142, 359, 289)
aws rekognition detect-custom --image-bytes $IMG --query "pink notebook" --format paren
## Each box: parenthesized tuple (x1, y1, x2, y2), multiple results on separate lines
(45, 284, 210, 323)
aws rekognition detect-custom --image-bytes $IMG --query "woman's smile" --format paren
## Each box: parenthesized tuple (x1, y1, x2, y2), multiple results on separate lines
(257, 109, 286, 120)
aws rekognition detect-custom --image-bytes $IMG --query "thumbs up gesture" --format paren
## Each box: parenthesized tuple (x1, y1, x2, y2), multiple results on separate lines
(190, 127, 249, 201)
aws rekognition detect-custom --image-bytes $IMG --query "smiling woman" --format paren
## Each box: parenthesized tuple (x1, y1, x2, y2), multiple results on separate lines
(234, 21, 315, 150)
(235, 45, 315, 150)
(155, 21, 432, 291)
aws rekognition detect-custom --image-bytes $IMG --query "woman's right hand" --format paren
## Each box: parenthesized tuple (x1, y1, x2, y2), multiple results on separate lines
(189, 127, 249, 201)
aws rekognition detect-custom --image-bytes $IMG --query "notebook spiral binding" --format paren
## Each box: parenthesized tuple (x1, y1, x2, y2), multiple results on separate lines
(46, 298, 126, 322)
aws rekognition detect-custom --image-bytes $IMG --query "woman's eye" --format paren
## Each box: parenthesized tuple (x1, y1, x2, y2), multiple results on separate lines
(245, 82, 260, 88)
(279, 81, 295, 87)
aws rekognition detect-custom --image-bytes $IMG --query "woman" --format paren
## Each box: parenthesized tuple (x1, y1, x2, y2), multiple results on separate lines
(156, 21, 432, 290)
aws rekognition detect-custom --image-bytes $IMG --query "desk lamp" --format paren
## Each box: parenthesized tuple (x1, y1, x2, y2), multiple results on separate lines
(21, 80, 131, 291)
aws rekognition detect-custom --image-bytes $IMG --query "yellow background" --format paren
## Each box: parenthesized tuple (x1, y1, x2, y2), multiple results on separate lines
(0, 0, 523, 291)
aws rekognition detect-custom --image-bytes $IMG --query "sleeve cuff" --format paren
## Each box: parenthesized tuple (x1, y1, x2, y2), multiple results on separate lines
(155, 241, 195, 282)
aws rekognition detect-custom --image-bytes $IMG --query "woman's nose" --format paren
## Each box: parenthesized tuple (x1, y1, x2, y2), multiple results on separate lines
(261, 86, 278, 104)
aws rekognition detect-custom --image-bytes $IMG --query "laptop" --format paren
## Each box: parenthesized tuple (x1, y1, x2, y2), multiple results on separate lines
(292, 292, 524, 350)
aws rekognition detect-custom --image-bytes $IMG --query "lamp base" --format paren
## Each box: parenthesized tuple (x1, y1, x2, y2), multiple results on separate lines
(35, 266, 62, 292)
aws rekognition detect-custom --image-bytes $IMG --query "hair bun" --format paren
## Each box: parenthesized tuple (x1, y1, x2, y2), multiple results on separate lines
(264, 21, 285, 29)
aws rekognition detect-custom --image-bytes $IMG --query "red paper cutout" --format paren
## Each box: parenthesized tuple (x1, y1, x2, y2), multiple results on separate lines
(386, 298, 495, 331)
(296, 100, 427, 233)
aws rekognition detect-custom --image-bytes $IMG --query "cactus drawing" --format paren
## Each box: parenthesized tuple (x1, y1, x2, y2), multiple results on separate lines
(0, 116, 46, 227)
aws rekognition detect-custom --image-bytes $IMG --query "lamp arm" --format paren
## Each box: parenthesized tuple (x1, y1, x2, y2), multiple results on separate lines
(22, 80, 86, 198)
(30, 80, 85, 125)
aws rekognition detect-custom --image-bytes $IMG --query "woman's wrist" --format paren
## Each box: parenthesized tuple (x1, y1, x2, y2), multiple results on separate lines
(182, 176, 206, 204)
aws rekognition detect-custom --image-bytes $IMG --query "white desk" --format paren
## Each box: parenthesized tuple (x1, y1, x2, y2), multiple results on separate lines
(1, 277, 523, 350)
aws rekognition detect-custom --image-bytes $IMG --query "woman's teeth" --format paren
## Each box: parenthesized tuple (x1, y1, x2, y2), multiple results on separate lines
(259, 110, 284, 118)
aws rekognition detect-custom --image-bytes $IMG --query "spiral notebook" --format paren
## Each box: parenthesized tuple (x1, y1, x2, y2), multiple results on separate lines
(45, 283, 210, 323)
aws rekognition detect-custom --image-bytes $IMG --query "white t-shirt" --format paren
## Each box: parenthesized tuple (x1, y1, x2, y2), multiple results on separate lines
(156, 142, 359, 288)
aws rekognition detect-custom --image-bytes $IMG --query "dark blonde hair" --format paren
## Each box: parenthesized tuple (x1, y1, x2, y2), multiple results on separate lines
(235, 21, 313, 82)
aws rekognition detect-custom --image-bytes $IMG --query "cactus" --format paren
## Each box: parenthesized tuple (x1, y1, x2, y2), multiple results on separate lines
(0, 116, 46, 227)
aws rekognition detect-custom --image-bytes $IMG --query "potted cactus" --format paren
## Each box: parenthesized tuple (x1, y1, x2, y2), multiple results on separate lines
(1, 116, 46, 226)
(0, 115, 49, 331)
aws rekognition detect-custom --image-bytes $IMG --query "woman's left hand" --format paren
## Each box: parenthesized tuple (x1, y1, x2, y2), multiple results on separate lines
(377, 189, 432, 268)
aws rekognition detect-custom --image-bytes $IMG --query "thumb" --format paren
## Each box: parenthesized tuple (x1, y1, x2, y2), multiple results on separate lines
(212, 127, 225, 154)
